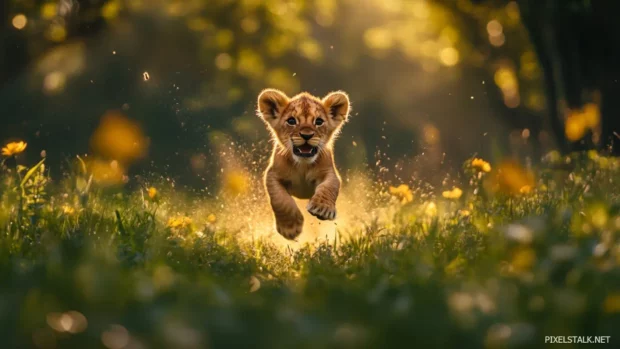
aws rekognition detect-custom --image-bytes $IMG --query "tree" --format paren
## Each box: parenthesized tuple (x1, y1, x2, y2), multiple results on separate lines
(518, 0, 620, 155)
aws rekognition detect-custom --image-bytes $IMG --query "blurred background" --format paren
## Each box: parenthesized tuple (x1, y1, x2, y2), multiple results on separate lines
(2, 0, 620, 189)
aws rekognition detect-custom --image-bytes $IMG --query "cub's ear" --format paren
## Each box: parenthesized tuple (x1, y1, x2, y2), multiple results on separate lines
(257, 89, 289, 120)
(322, 91, 350, 122)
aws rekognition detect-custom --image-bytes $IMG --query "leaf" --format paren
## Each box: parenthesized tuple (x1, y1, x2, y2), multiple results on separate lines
(20, 159, 45, 190)
(76, 155, 87, 175)
(115, 210, 127, 236)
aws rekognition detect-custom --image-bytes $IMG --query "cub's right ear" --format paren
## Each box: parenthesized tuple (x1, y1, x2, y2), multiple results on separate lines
(257, 89, 289, 120)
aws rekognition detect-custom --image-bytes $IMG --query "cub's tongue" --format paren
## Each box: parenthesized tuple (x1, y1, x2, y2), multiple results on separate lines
(298, 144, 313, 153)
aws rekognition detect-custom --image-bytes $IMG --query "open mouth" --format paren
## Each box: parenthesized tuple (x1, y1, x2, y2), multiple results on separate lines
(293, 143, 318, 158)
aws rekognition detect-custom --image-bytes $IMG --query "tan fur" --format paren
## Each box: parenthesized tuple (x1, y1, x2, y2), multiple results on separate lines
(257, 89, 351, 240)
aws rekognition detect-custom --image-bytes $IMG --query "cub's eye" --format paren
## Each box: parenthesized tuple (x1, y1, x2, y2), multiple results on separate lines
(286, 117, 297, 125)
(315, 118, 324, 126)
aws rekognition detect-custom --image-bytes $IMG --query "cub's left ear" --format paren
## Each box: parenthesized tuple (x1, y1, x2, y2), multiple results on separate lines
(322, 91, 350, 122)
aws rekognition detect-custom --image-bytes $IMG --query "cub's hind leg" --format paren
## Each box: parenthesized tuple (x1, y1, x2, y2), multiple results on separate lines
(265, 171, 304, 240)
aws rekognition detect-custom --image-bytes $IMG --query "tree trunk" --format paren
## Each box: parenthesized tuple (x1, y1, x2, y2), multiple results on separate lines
(518, 0, 568, 153)
(519, 0, 620, 155)
(592, 1, 620, 155)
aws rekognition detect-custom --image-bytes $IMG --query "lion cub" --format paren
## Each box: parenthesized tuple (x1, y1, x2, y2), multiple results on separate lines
(257, 89, 351, 240)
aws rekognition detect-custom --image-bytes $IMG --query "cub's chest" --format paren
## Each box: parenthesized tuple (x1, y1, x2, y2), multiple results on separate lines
(281, 173, 317, 199)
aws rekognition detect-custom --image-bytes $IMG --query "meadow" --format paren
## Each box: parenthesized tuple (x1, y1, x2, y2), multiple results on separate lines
(1, 140, 620, 349)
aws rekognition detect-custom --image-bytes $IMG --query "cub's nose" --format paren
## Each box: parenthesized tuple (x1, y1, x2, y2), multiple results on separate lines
(300, 133, 314, 141)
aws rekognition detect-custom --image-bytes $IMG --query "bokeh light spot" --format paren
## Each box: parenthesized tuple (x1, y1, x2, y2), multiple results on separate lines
(12, 14, 27, 30)
(90, 111, 148, 164)
(215, 53, 232, 70)
(47, 24, 67, 42)
(41, 3, 57, 19)
(439, 47, 459, 66)
(43, 71, 66, 94)
(364, 27, 393, 51)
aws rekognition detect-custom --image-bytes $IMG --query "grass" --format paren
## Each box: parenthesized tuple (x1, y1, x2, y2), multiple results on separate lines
(1, 150, 620, 349)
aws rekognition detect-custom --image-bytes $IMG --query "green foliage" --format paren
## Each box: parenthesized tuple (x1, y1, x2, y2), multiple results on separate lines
(20, 159, 47, 210)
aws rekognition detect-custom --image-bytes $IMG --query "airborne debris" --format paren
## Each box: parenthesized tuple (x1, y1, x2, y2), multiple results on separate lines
(143, 72, 150, 81)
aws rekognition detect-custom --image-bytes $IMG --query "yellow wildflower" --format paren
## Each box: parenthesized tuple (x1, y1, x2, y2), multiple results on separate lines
(62, 205, 75, 215)
(389, 184, 413, 204)
(442, 187, 463, 200)
(471, 158, 491, 173)
(2, 141, 27, 156)
(519, 185, 532, 194)
(207, 213, 217, 223)
(147, 187, 158, 200)
(565, 115, 587, 141)
(167, 216, 193, 229)
(565, 103, 600, 141)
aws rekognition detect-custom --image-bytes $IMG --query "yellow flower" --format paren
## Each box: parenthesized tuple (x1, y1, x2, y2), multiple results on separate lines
(471, 158, 492, 173)
(519, 185, 532, 194)
(565, 103, 600, 141)
(442, 187, 463, 200)
(147, 187, 158, 199)
(565, 115, 587, 141)
(207, 213, 216, 223)
(389, 184, 413, 204)
(167, 216, 193, 229)
(62, 205, 75, 215)
(2, 141, 27, 156)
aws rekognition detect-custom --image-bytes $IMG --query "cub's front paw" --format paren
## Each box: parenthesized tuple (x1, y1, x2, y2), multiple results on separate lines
(275, 213, 304, 240)
(306, 200, 336, 221)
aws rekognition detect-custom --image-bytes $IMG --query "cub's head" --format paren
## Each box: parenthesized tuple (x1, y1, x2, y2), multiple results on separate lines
(257, 89, 350, 162)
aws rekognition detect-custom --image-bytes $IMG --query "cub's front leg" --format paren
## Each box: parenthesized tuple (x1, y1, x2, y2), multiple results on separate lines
(265, 170, 304, 240)
(307, 172, 340, 221)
